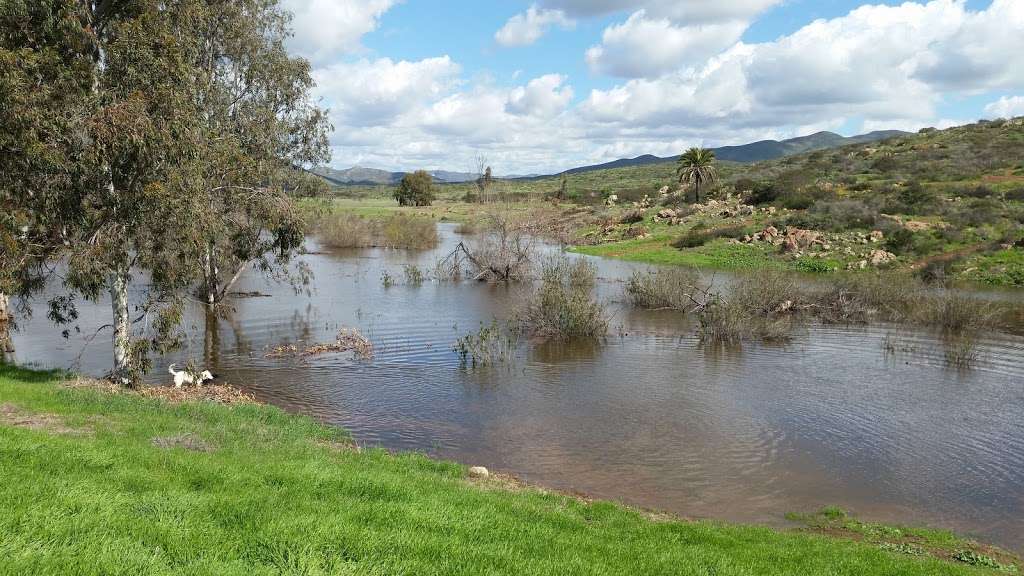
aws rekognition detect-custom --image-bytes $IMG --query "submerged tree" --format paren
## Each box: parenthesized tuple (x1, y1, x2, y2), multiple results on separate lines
(677, 147, 718, 203)
(183, 0, 330, 306)
(1, 0, 328, 386)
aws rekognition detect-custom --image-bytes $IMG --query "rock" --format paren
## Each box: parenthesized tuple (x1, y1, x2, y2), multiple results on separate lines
(868, 250, 897, 266)
(658, 186, 670, 196)
(468, 466, 490, 479)
(782, 228, 825, 253)
(904, 221, 930, 232)
(762, 226, 780, 240)
(605, 194, 619, 207)
(869, 230, 884, 243)
(657, 208, 678, 220)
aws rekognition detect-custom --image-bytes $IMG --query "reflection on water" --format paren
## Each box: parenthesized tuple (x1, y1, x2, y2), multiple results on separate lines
(10, 223, 1024, 551)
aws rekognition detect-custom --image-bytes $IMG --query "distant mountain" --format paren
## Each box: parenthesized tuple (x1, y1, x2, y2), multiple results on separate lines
(557, 130, 910, 176)
(312, 166, 478, 186)
(313, 166, 401, 186)
(314, 130, 910, 186)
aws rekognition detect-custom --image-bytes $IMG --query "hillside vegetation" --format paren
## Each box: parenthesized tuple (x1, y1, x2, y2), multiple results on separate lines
(324, 118, 1024, 286)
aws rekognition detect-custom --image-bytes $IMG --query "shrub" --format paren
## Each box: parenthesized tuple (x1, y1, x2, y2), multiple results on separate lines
(785, 199, 878, 232)
(672, 224, 745, 249)
(884, 229, 941, 256)
(394, 170, 435, 206)
(946, 198, 1003, 228)
(619, 209, 646, 224)
(315, 212, 438, 250)
(733, 177, 758, 195)
(625, 268, 702, 310)
(316, 213, 375, 248)
(897, 181, 939, 213)
(747, 181, 780, 205)
(381, 213, 439, 249)
(518, 257, 608, 340)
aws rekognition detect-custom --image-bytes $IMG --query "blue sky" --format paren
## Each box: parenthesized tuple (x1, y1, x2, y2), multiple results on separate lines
(282, 0, 1024, 174)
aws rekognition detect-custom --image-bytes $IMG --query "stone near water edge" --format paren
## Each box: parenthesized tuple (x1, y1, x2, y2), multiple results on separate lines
(468, 466, 490, 479)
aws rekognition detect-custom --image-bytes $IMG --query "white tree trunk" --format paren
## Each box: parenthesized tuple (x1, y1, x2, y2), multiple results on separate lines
(109, 266, 132, 387)
(204, 243, 219, 305)
(0, 292, 13, 354)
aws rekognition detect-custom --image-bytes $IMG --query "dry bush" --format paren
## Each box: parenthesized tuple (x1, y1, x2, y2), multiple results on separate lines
(316, 213, 375, 248)
(625, 267, 706, 311)
(380, 213, 439, 249)
(315, 212, 437, 250)
(518, 257, 608, 340)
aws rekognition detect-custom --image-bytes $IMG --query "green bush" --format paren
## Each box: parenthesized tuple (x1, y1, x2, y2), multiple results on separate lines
(394, 170, 435, 206)
(672, 224, 745, 249)
(785, 199, 879, 232)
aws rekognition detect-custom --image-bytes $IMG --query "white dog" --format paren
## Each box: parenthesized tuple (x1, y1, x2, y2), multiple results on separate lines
(168, 364, 216, 388)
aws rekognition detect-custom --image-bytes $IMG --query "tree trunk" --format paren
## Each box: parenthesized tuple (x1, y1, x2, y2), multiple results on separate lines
(0, 292, 14, 354)
(109, 264, 132, 387)
(203, 243, 220, 306)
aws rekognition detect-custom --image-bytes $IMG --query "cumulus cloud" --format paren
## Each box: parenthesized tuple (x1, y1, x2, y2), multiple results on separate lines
(582, 0, 1024, 132)
(310, 0, 1024, 175)
(585, 11, 748, 78)
(282, 0, 398, 63)
(312, 57, 460, 127)
(506, 74, 574, 117)
(495, 5, 575, 47)
(985, 96, 1024, 119)
(539, 0, 782, 23)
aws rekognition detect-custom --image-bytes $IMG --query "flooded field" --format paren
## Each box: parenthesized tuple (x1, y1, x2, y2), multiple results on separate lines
(10, 223, 1024, 550)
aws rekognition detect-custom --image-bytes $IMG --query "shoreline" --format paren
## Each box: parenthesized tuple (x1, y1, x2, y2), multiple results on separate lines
(1, 363, 1019, 574)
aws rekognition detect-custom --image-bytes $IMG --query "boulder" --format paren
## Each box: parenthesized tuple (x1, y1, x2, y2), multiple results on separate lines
(868, 250, 897, 266)
(468, 466, 490, 479)
(782, 228, 825, 253)
(869, 230, 884, 243)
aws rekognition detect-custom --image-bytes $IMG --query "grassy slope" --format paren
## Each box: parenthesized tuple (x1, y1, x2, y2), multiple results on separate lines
(0, 365, 1000, 576)
(323, 119, 1024, 283)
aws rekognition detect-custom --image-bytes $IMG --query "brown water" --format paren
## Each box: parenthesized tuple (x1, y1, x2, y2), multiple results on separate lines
(9, 223, 1024, 551)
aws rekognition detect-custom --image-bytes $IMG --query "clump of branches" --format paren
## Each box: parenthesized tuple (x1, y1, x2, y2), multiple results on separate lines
(266, 328, 373, 360)
(436, 212, 536, 282)
(517, 257, 608, 340)
(453, 320, 518, 368)
(626, 267, 709, 311)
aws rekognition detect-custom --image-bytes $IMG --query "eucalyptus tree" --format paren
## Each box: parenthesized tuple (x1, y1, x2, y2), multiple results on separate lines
(182, 0, 330, 306)
(677, 147, 718, 203)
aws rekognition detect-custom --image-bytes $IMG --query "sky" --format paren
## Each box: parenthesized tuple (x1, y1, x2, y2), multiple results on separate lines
(281, 0, 1024, 175)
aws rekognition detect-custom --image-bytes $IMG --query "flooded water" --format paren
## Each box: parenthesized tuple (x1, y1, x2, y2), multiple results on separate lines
(9, 223, 1024, 551)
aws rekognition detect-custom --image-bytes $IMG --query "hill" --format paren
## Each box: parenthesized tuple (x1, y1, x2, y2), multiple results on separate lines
(312, 167, 478, 186)
(560, 130, 909, 176)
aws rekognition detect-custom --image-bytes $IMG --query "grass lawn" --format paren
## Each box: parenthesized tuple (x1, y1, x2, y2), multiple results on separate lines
(0, 364, 1013, 575)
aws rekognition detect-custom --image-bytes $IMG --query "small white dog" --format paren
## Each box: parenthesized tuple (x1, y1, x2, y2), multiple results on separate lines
(168, 364, 216, 388)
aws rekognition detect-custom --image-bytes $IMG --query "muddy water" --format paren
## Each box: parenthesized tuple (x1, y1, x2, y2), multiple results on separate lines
(9, 223, 1024, 551)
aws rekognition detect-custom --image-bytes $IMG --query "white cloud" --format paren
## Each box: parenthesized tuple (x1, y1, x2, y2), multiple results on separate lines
(311, 0, 1024, 175)
(582, 0, 1024, 132)
(495, 5, 575, 47)
(506, 74, 574, 117)
(313, 56, 460, 127)
(282, 0, 398, 63)
(985, 96, 1024, 119)
(540, 0, 782, 23)
(585, 11, 748, 78)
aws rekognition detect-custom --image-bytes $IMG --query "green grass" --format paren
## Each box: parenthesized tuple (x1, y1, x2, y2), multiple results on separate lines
(0, 365, 1010, 575)
(959, 249, 1024, 287)
(573, 237, 788, 271)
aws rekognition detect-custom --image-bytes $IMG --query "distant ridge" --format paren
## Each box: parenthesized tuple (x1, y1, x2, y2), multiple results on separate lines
(561, 130, 909, 176)
(314, 129, 909, 186)
(311, 167, 478, 186)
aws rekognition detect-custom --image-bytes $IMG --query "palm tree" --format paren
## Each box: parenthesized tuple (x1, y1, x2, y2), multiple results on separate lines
(676, 147, 718, 203)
